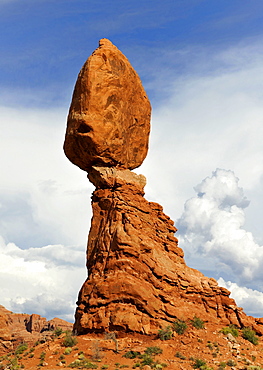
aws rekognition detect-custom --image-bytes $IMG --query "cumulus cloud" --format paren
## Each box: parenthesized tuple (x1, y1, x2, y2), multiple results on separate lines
(218, 278, 263, 318)
(0, 235, 86, 321)
(142, 39, 263, 242)
(178, 169, 263, 289)
(0, 106, 93, 248)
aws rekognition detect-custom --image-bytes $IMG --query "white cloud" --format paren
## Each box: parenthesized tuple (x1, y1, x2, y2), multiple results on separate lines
(0, 105, 93, 248)
(218, 278, 263, 318)
(142, 38, 263, 246)
(0, 235, 86, 321)
(178, 169, 263, 288)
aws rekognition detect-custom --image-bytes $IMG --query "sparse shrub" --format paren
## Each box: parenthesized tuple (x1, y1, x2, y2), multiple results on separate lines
(101, 366, 109, 370)
(15, 343, 28, 355)
(68, 359, 98, 368)
(104, 331, 118, 352)
(242, 327, 258, 345)
(192, 358, 207, 369)
(59, 354, 65, 360)
(64, 347, 72, 355)
(145, 347, 162, 356)
(190, 316, 205, 329)
(92, 340, 103, 361)
(172, 319, 187, 335)
(175, 351, 186, 360)
(123, 351, 140, 359)
(63, 331, 78, 347)
(54, 327, 63, 337)
(119, 366, 129, 369)
(226, 359, 236, 366)
(220, 325, 239, 338)
(39, 351, 46, 361)
(28, 353, 34, 358)
(158, 326, 173, 340)
(140, 354, 154, 367)
(218, 362, 226, 369)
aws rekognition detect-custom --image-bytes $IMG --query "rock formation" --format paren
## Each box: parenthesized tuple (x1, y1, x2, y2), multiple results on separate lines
(0, 305, 72, 354)
(64, 38, 151, 172)
(64, 39, 263, 336)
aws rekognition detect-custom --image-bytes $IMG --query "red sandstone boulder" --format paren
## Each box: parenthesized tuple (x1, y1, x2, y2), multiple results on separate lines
(64, 38, 151, 172)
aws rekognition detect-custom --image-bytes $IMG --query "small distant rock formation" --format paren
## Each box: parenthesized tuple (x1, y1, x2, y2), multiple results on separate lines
(0, 305, 72, 354)
(64, 39, 263, 336)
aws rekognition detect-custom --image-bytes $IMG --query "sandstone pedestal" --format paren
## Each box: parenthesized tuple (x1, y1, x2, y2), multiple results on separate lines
(73, 168, 263, 335)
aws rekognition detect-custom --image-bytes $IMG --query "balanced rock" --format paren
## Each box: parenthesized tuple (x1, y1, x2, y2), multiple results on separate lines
(64, 38, 151, 171)
(64, 40, 263, 336)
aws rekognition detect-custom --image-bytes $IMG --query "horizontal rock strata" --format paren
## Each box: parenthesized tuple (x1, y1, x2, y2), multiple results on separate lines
(0, 305, 72, 354)
(74, 168, 263, 335)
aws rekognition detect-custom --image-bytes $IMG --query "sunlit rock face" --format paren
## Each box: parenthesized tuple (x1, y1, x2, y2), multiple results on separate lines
(64, 38, 151, 172)
(64, 39, 263, 336)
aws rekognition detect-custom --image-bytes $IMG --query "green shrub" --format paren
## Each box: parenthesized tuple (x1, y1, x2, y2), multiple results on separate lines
(173, 319, 187, 335)
(220, 325, 239, 337)
(145, 347, 162, 356)
(192, 358, 206, 369)
(63, 332, 78, 347)
(158, 326, 173, 340)
(123, 351, 140, 359)
(15, 343, 28, 355)
(190, 316, 204, 329)
(64, 347, 72, 355)
(140, 354, 154, 367)
(226, 359, 236, 366)
(242, 327, 258, 345)
(68, 359, 98, 368)
(39, 352, 46, 361)
(54, 327, 63, 337)
(175, 351, 186, 360)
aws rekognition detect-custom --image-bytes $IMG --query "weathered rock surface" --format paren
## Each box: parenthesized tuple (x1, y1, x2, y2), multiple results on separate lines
(64, 38, 151, 172)
(74, 168, 263, 335)
(64, 39, 263, 337)
(0, 305, 72, 354)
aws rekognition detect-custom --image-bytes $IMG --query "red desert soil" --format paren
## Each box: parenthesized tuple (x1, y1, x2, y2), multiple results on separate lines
(1, 322, 263, 370)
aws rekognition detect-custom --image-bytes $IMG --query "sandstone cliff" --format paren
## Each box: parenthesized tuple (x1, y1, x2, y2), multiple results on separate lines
(0, 305, 72, 354)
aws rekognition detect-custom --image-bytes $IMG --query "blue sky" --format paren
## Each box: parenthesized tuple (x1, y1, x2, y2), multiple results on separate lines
(1, 0, 263, 321)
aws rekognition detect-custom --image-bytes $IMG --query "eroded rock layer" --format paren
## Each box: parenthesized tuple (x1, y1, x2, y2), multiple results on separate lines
(74, 168, 263, 335)
(64, 38, 151, 172)
(0, 305, 72, 354)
